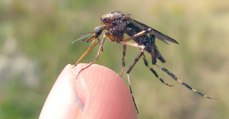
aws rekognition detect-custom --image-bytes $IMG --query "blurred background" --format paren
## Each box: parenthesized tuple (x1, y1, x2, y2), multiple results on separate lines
(0, 0, 229, 119)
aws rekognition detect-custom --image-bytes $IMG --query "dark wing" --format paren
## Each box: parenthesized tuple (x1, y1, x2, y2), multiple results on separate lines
(130, 19, 179, 44)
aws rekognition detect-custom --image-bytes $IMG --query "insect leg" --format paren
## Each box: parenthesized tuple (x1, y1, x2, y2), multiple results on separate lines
(122, 30, 146, 42)
(118, 42, 146, 113)
(119, 41, 145, 74)
(126, 51, 144, 74)
(126, 50, 144, 114)
(120, 41, 145, 49)
(142, 54, 173, 87)
(76, 36, 106, 78)
(120, 45, 127, 77)
(155, 64, 215, 99)
(75, 39, 99, 64)
(91, 38, 105, 63)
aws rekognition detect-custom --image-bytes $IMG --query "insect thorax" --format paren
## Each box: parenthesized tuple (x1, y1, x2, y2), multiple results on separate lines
(106, 18, 129, 42)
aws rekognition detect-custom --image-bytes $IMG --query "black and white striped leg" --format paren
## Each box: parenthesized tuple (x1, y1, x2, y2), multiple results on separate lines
(142, 54, 173, 87)
(155, 64, 215, 99)
(120, 45, 127, 77)
(125, 50, 144, 114)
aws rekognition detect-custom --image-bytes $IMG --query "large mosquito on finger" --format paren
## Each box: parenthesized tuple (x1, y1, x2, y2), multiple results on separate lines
(75, 11, 215, 113)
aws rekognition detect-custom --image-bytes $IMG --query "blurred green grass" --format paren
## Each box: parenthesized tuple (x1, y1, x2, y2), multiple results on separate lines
(0, 0, 229, 119)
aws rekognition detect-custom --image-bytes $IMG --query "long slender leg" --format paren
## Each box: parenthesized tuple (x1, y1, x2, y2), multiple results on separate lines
(125, 29, 215, 99)
(116, 41, 146, 113)
(120, 45, 127, 77)
(155, 64, 215, 99)
(126, 50, 144, 114)
(83, 38, 105, 68)
(76, 37, 106, 78)
(122, 30, 146, 42)
(142, 54, 173, 87)
(120, 41, 145, 50)
(124, 30, 215, 99)
(126, 51, 144, 74)
(75, 39, 99, 64)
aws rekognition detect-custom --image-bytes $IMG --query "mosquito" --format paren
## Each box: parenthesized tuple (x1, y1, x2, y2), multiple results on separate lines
(74, 11, 215, 113)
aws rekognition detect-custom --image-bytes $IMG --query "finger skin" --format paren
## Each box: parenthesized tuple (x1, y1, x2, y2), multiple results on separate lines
(39, 64, 137, 119)
(39, 64, 80, 119)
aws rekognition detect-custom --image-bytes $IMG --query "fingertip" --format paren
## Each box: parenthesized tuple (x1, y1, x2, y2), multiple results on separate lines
(73, 63, 137, 119)
(40, 64, 137, 119)
(39, 64, 81, 119)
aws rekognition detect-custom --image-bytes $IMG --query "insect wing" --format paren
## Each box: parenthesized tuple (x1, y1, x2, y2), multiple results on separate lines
(150, 28, 179, 44)
(130, 19, 179, 44)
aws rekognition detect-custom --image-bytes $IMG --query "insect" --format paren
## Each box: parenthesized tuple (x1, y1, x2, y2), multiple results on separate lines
(75, 11, 214, 112)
